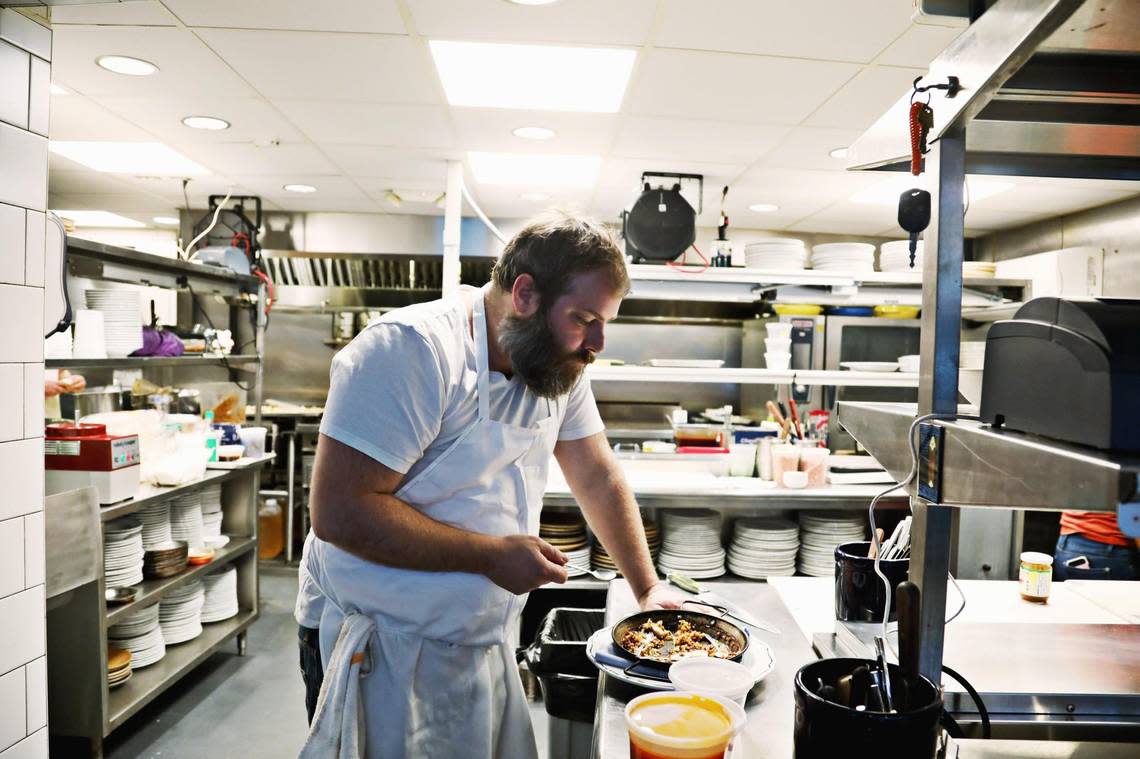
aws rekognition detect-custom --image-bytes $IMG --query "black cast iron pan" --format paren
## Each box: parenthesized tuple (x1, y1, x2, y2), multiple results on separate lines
(609, 609, 749, 682)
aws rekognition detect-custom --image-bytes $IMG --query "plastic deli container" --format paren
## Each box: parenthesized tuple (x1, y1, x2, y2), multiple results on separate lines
(668, 657, 754, 707)
(625, 692, 746, 759)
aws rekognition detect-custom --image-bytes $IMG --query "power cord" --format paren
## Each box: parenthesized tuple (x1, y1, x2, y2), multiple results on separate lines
(182, 279, 251, 391)
(942, 664, 991, 739)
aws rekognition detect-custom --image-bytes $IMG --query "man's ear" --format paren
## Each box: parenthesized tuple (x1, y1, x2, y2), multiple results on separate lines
(511, 273, 541, 318)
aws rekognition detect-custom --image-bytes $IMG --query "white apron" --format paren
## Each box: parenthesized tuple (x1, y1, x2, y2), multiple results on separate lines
(301, 293, 560, 759)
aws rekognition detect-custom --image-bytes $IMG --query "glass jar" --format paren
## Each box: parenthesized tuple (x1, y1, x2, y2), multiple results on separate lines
(1019, 551, 1053, 603)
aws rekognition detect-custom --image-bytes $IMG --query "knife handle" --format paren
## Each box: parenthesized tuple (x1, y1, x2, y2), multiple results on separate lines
(896, 580, 921, 680)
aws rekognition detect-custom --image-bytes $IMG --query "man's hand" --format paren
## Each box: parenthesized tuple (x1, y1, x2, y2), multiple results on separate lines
(638, 582, 686, 611)
(485, 534, 569, 594)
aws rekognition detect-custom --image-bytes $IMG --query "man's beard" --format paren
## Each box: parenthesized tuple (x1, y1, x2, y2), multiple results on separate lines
(498, 309, 595, 399)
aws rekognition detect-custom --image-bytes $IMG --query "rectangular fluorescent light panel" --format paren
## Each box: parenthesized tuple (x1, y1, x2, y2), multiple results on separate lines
(49, 141, 210, 176)
(850, 175, 1014, 205)
(52, 210, 145, 228)
(430, 40, 635, 112)
(468, 151, 600, 188)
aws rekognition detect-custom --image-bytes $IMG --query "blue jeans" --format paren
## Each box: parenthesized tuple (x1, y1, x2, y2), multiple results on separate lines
(1054, 533, 1139, 581)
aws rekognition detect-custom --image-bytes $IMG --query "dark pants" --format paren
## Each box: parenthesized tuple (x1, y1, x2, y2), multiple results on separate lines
(1054, 533, 1140, 581)
(298, 624, 325, 724)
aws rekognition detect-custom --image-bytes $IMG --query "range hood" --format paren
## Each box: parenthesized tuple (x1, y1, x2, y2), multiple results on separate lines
(847, 0, 1140, 180)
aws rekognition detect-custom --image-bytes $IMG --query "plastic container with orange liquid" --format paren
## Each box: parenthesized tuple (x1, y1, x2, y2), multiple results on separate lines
(625, 692, 746, 759)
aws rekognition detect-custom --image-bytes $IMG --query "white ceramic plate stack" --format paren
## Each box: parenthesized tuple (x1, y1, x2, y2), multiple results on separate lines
(171, 491, 205, 548)
(879, 240, 924, 272)
(744, 239, 806, 270)
(963, 261, 996, 278)
(85, 289, 142, 357)
(201, 565, 239, 623)
(727, 517, 800, 579)
(810, 243, 876, 273)
(797, 511, 866, 576)
(159, 579, 205, 645)
(200, 483, 224, 538)
(137, 501, 173, 550)
(104, 518, 145, 588)
(656, 509, 725, 580)
(108, 604, 166, 669)
(960, 341, 986, 370)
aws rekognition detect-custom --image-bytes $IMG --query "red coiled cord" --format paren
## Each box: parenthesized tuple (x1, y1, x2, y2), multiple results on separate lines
(909, 101, 925, 176)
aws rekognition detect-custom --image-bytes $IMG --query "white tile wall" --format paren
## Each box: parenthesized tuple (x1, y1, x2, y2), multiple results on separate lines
(0, 203, 22, 285)
(0, 517, 23, 598)
(0, 668, 25, 752)
(0, 15, 49, 752)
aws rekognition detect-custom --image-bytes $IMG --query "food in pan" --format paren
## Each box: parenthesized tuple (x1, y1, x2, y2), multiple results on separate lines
(620, 618, 739, 662)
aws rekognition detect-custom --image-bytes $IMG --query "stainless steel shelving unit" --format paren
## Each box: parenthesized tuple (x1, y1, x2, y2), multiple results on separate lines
(840, 0, 1140, 707)
(46, 355, 260, 371)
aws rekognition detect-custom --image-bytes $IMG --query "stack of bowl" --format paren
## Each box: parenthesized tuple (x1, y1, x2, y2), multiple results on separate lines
(143, 540, 189, 580)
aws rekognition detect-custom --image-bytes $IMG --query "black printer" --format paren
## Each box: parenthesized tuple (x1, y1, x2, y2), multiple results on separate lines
(980, 297, 1140, 451)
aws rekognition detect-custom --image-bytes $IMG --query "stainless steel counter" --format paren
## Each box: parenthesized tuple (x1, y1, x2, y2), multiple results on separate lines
(949, 738, 1140, 759)
(590, 581, 817, 759)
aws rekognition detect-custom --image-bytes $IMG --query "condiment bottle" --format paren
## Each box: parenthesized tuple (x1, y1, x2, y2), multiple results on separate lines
(1019, 551, 1053, 603)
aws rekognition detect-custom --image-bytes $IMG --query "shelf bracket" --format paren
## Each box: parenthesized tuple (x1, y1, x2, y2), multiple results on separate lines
(917, 423, 945, 503)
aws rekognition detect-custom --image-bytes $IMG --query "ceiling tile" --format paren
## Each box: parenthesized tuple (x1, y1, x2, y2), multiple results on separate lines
(48, 192, 181, 214)
(755, 127, 865, 171)
(450, 108, 618, 154)
(626, 49, 859, 124)
(655, 0, 915, 64)
(49, 95, 154, 140)
(406, 0, 656, 46)
(164, 0, 405, 34)
(51, 27, 256, 98)
(323, 145, 459, 180)
(612, 117, 790, 165)
(804, 65, 924, 129)
(50, 1, 178, 26)
(196, 29, 438, 103)
(92, 95, 305, 144)
(875, 22, 964, 68)
(47, 169, 140, 195)
(275, 101, 454, 147)
(176, 142, 338, 176)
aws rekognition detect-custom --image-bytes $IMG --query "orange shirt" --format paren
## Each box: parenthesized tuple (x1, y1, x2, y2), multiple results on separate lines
(1060, 510, 1129, 547)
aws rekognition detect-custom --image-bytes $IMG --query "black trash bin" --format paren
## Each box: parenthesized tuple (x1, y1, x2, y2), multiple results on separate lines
(523, 608, 605, 723)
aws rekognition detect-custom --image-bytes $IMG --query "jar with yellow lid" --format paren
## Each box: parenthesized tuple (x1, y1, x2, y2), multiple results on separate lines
(1019, 551, 1053, 603)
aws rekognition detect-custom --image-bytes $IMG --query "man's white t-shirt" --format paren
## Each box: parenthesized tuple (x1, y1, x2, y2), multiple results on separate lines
(295, 291, 605, 627)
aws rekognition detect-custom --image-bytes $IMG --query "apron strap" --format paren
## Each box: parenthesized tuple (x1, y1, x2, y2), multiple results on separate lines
(472, 292, 492, 422)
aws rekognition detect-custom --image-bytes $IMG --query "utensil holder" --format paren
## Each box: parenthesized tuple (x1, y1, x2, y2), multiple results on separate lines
(834, 541, 909, 622)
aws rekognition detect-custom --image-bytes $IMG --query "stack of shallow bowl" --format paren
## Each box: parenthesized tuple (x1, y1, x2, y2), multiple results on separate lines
(138, 501, 172, 549)
(656, 509, 725, 580)
(108, 604, 165, 669)
(201, 565, 239, 623)
(143, 540, 188, 580)
(107, 646, 132, 689)
(591, 515, 660, 574)
(201, 483, 224, 538)
(797, 511, 866, 576)
(726, 517, 799, 579)
(85, 289, 142, 357)
(879, 240, 924, 272)
(810, 243, 875, 273)
(104, 518, 145, 588)
(159, 580, 205, 645)
(540, 510, 590, 571)
(171, 491, 204, 548)
(744, 239, 806, 270)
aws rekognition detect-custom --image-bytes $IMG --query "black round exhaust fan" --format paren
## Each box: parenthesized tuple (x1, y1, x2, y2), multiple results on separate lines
(623, 182, 696, 263)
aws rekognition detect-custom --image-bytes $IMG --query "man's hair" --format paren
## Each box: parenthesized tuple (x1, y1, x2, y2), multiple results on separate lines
(490, 210, 629, 303)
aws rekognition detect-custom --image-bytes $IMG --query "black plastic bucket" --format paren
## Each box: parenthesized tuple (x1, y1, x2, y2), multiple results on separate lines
(834, 541, 909, 622)
(794, 658, 943, 759)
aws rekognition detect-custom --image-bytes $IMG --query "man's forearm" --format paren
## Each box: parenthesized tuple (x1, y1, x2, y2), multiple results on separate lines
(573, 464, 659, 599)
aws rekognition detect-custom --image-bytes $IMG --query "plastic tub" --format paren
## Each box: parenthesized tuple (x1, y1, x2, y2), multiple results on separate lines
(798, 447, 829, 488)
(765, 352, 791, 370)
(782, 471, 808, 489)
(834, 542, 908, 622)
(765, 322, 793, 340)
(764, 337, 792, 352)
(772, 445, 800, 485)
(625, 692, 746, 759)
(728, 443, 757, 477)
(668, 658, 754, 707)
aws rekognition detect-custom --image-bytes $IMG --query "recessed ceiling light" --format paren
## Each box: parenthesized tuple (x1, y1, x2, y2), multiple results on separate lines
(182, 115, 230, 131)
(468, 151, 600, 188)
(512, 126, 556, 141)
(748, 203, 779, 213)
(49, 141, 209, 176)
(429, 40, 635, 112)
(849, 175, 1013, 205)
(96, 55, 158, 76)
(519, 192, 551, 202)
(153, 216, 180, 226)
(52, 210, 145, 228)
(829, 147, 849, 159)
(283, 184, 317, 193)
(50, 83, 69, 95)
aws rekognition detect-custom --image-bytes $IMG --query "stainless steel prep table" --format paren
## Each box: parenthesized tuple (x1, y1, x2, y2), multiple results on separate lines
(590, 580, 816, 759)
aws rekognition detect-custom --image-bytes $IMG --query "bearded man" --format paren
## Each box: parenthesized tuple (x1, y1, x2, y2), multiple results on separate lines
(296, 212, 682, 758)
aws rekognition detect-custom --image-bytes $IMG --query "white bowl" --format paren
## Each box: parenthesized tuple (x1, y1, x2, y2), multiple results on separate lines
(764, 352, 791, 370)
(782, 471, 809, 489)
(898, 354, 920, 373)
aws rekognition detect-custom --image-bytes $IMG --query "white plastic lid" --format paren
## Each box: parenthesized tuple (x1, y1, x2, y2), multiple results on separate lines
(668, 657, 753, 698)
(1020, 551, 1054, 566)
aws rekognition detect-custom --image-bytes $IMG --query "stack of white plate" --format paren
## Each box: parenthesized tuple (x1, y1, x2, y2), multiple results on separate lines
(879, 240, 924, 272)
(85, 289, 142, 357)
(159, 580, 205, 645)
(108, 604, 166, 669)
(656, 509, 725, 580)
(201, 565, 239, 623)
(960, 341, 986, 370)
(104, 518, 145, 588)
(200, 484, 223, 514)
(726, 517, 799, 579)
(963, 261, 996, 278)
(810, 243, 876, 273)
(744, 239, 806, 270)
(171, 491, 204, 548)
(203, 512, 223, 539)
(797, 511, 866, 576)
(137, 501, 173, 550)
